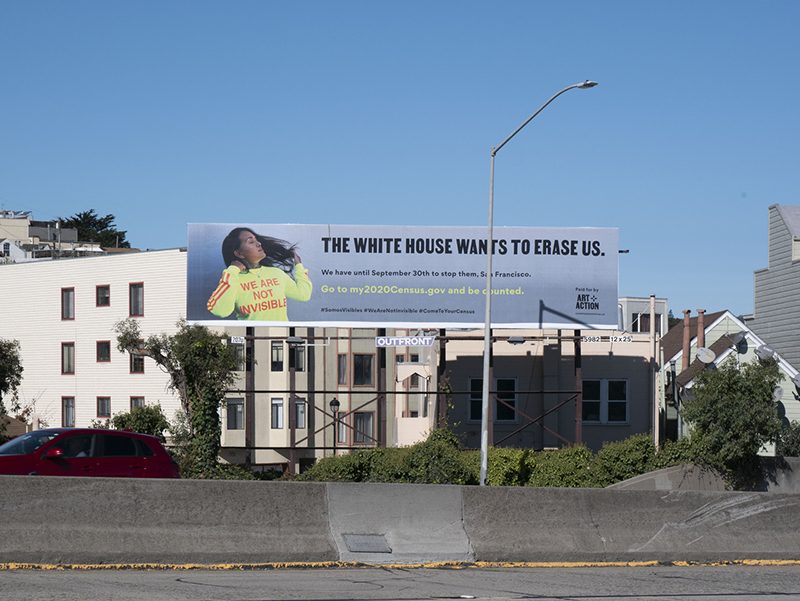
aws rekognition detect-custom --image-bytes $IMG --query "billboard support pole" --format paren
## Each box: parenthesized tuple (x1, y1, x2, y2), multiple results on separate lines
(479, 80, 598, 486)
(574, 329, 582, 445)
(378, 328, 387, 447)
(245, 326, 255, 466)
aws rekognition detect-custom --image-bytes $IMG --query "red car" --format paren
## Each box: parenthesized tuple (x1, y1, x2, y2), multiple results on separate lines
(0, 428, 180, 478)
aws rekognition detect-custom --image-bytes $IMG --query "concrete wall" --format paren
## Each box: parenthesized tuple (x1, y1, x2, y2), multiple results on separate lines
(3, 476, 800, 565)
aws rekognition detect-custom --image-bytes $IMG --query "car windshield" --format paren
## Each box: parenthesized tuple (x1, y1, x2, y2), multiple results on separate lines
(0, 431, 60, 455)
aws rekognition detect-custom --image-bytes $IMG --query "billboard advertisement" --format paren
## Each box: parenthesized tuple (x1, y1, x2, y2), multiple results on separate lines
(187, 223, 619, 329)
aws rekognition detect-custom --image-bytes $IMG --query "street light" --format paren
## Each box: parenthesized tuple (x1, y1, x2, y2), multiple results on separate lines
(329, 397, 340, 456)
(479, 80, 598, 486)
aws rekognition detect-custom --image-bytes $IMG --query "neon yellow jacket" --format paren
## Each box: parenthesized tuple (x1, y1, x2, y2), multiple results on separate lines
(207, 264, 312, 321)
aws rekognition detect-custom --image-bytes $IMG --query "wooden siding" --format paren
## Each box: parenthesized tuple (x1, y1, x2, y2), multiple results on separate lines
(752, 206, 800, 369)
(0, 251, 185, 427)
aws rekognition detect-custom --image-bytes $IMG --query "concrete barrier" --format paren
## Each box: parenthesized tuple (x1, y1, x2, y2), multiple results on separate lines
(2, 476, 800, 564)
(462, 487, 800, 562)
(0, 476, 337, 564)
(326, 482, 472, 564)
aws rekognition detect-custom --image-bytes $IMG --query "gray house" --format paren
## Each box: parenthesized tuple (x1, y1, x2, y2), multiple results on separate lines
(750, 204, 800, 369)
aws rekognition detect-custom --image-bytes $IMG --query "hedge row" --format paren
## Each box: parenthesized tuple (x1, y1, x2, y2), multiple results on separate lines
(296, 431, 700, 487)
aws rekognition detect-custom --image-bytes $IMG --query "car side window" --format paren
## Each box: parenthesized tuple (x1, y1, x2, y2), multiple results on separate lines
(134, 439, 154, 457)
(98, 434, 137, 457)
(55, 435, 93, 458)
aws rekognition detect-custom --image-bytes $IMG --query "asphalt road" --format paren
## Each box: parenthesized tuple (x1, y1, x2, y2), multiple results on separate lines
(2, 565, 800, 601)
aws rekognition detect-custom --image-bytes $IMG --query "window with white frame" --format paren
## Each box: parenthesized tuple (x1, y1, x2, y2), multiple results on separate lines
(469, 378, 516, 421)
(271, 398, 284, 429)
(582, 379, 628, 424)
(469, 378, 482, 421)
(631, 312, 662, 335)
(337, 354, 347, 385)
(271, 341, 283, 371)
(226, 398, 244, 430)
(294, 398, 307, 429)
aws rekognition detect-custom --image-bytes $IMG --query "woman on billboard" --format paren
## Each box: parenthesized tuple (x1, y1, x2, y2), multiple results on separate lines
(207, 227, 312, 321)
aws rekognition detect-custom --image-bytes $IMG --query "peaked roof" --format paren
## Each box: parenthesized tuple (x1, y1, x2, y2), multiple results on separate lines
(776, 204, 800, 237)
(660, 310, 727, 361)
(675, 334, 739, 387)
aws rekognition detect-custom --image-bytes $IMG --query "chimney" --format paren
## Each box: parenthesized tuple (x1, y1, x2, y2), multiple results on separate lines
(697, 309, 706, 350)
(682, 310, 691, 371)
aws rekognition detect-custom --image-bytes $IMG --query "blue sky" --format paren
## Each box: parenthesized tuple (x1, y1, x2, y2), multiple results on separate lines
(2, 1, 799, 318)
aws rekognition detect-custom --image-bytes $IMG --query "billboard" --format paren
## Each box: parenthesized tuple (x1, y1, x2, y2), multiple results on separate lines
(187, 223, 619, 329)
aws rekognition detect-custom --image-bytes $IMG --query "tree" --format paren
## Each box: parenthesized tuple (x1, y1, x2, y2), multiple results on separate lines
(0, 338, 24, 439)
(61, 209, 130, 248)
(109, 405, 171, 441)
(114, 319, 238, 474)
(681, 358, 782, 486)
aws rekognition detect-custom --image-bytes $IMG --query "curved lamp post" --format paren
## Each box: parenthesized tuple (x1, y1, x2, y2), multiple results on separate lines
(479, 80, 598, 486)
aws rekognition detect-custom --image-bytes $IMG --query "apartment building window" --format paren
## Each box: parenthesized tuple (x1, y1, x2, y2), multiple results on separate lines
(1, 242, 9, 257)
(469, 378, 516, 421)
(294, 399, 307, 429)
(61, 342, 75, 374)
(130, 396, 145, 410)
(496, 378, 517, 422)
(130, 353, 145, 374)
(271, 341, 284, 371)
(631, 313, 662, 335)
(62, 397, 75, 427)
(271, 398, 284, 429)
(61, 287, 75, 320)
(226, 398, 244, 430)
(337, 354, 347, 385)
(353, 412, 374, 444)
(231, 343, 245, 371)
(129, 283, 144, 317)
(469, 378, 482, 421)
(582, 379, 628, 424)
(96, 285, 111, 307)
(96, 341, 111, 363)
(353, 354, 374, 386)
(97, 396, 111, 418)
(289, 344, 305, 372)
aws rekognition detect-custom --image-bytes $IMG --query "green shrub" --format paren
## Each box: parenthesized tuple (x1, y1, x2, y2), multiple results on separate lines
(527, 446, 597, 488)
(110, 405, 170, 441)
(487, 448, 531, 486)
(592, 434, 656, 487)
(653, 436, 700, 469)
(365, 447, 412, 482)
(296, 450, 375, 482)
(778, 421, 800, 457)
(405, 435, 475, 484)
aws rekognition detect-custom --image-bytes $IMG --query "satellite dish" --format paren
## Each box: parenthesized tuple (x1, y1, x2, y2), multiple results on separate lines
(729, 331, 746, 345)
(756, 345, 776, 361)
(773, 386, 784, 402)
(696, 347, 716, 364)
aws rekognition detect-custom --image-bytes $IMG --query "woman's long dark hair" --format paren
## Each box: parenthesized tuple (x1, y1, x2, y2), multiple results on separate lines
(221, 227, 298, 274)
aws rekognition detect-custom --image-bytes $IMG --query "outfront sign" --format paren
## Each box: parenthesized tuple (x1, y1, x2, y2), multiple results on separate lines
(187, 223, 619, 329)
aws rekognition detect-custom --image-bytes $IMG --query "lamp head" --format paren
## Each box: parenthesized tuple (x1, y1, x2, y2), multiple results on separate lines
(577, 80, 598, 89)
(329, 398, 340, 412)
